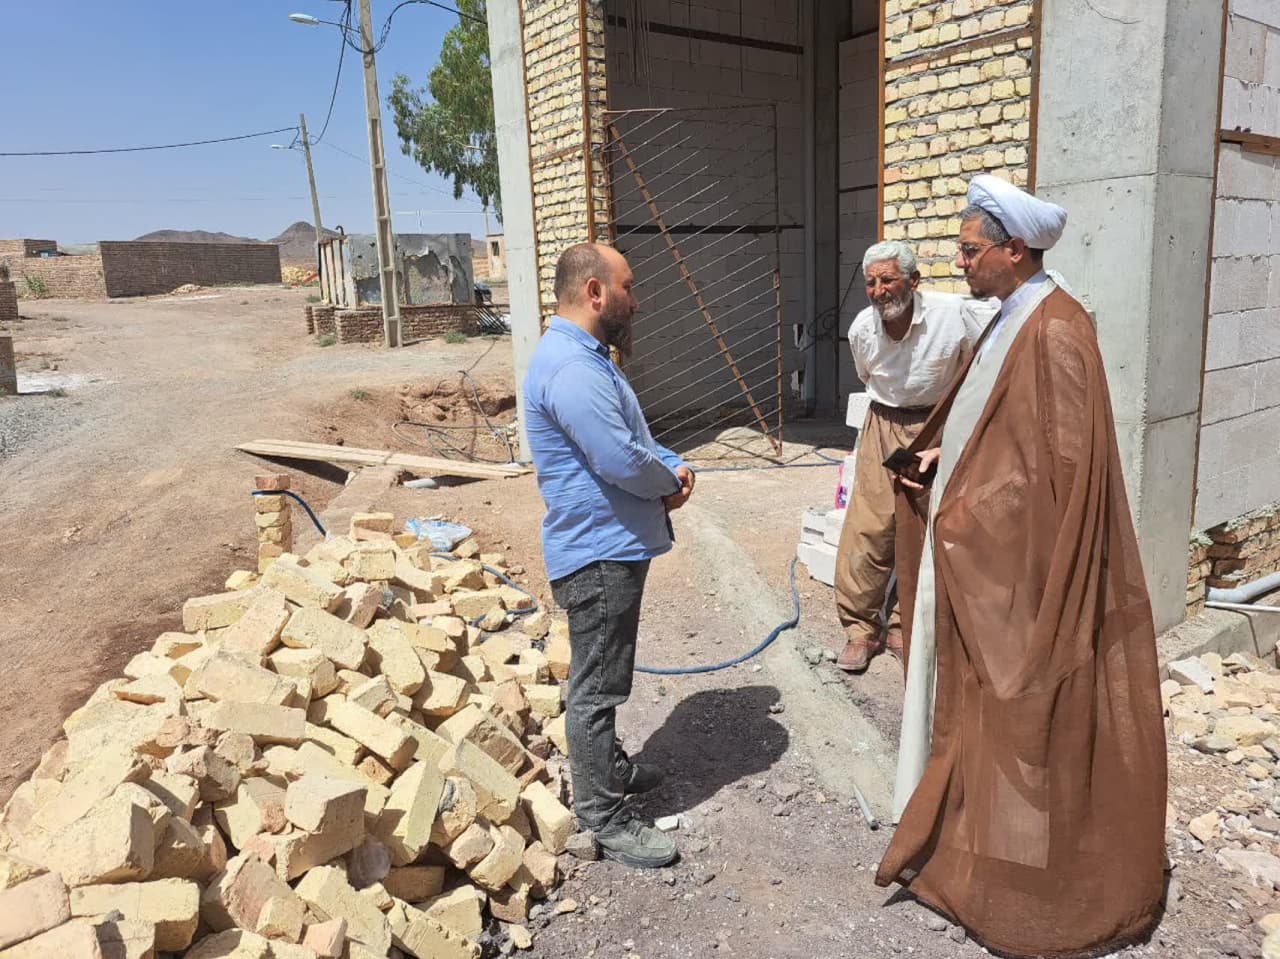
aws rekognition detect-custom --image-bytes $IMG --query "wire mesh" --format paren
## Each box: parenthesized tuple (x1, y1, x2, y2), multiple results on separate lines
(603, 105, 784, 457)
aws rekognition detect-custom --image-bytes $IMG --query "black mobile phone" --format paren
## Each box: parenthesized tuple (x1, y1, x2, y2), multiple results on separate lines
(883, 447, 919, 476)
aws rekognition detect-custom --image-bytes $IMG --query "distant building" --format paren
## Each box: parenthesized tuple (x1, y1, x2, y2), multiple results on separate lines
(486, 234, 507, 282)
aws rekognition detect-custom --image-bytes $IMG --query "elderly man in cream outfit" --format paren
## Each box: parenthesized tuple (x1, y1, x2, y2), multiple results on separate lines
(833, 240, 994, 673)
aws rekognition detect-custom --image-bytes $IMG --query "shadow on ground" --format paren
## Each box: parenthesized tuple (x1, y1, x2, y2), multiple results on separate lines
(629, 685, 789, 816)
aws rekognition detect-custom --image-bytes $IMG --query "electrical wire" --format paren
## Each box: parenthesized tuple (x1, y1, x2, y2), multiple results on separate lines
(320, 140, 475, 202)
(311, 1, 353, 145)
(0, 127, 299, 158)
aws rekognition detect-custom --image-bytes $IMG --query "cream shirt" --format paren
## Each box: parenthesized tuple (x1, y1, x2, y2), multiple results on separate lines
(848, 290, 996, 409)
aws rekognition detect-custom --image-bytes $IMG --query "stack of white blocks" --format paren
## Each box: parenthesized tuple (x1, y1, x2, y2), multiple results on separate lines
(797, 507, 846, 587)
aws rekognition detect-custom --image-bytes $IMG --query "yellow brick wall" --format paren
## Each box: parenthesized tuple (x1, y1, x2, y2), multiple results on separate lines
(883, 0, 1038, 290)
(523, 0, 609, 321)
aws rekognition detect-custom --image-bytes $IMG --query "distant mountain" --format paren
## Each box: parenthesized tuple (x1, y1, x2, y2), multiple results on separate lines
(134, 228, 257, 244)
(266, 221, 341, 265)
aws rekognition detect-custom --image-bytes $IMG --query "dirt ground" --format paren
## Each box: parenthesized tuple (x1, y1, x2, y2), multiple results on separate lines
(0, 286, 511, 801)
(0, 288, 1260, 958)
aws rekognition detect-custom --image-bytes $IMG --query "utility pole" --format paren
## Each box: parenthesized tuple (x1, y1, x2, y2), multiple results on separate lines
(298, 113, 325, 251)
(357, 0, 402, 348)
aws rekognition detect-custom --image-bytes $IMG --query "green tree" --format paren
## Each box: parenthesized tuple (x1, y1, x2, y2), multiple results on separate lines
(389, 0, 500, 218)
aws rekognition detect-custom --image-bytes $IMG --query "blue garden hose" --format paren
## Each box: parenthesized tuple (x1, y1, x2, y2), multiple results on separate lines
(252, 492, 805, 674)
(635, 556, 800, 675)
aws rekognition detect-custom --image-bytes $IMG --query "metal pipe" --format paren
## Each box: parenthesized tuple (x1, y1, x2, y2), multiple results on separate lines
(1205, 601, 1280, 614)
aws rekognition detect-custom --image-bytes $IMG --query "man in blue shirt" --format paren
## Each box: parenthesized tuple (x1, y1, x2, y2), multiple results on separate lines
(524, 242, 695, 869)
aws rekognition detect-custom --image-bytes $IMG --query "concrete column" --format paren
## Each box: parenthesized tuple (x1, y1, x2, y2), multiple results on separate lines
(1035, 0, 1225, 631)
(488, 0, 541, 461)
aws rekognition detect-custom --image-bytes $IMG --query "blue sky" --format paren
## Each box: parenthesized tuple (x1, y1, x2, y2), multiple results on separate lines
(1, 1, 490, 244)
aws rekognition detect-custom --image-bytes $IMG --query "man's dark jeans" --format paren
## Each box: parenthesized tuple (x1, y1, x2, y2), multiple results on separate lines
(549, 558, 650, 831)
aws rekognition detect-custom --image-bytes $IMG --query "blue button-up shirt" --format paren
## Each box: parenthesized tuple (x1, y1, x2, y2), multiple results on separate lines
(524, 316, 688, 581)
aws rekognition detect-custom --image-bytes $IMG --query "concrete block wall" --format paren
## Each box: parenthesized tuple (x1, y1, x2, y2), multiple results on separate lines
(98, 242, 282, 297)
(882, 0, 1036, 288)
(1197, 0, 1280, 532)
(603, 0, 805, 420)
(524, 0, 609, 318)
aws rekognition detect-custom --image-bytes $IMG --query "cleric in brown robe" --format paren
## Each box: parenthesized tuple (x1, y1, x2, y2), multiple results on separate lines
(875, 174, 1168, 958)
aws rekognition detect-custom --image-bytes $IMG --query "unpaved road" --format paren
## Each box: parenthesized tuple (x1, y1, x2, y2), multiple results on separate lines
(0, 286, 508, 800)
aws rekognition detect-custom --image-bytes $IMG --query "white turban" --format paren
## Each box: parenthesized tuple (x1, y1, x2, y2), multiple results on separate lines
(966, 175, 1067, 250)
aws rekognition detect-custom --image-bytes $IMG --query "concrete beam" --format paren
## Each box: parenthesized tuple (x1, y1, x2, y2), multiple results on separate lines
(1036, 0, 1224, 632)
(488, 0, 541, 460)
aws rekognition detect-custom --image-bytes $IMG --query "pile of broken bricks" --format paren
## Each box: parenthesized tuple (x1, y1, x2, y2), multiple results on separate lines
(1164, 650, 1280, 956)
(0, 498, 584, 959)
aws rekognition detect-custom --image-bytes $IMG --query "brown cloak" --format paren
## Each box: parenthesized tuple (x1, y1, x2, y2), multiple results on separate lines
(876, 287, 1167, 958)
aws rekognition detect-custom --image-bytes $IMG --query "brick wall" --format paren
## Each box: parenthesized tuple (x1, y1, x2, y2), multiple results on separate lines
(0, 240, 56, 258)
(0, 281, 17, 325)
(882, 0, 1036, 288)
(1197, 0, 1280, 530)
(98, 242, 281, 297)
(1200, 502, 1280, 598)
(0, 254, 107, 299)
(315, 305, 479, 344)
(523, 0, 609, 320)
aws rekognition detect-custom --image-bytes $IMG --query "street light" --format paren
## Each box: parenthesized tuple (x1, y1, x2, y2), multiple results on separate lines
(290, 3, 402, 347)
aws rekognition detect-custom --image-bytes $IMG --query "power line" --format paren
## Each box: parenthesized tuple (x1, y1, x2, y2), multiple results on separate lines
(311, 1, 352, 144)
(0, 127, 299, 158)
(319, 140, 482, 206)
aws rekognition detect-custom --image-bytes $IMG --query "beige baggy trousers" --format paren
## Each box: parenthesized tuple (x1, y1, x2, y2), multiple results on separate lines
(834, 401, 930, 647)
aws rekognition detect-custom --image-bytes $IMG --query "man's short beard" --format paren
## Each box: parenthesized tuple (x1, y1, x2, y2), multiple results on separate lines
(875, 291, 913, 324)
(600, 297, 634, 357)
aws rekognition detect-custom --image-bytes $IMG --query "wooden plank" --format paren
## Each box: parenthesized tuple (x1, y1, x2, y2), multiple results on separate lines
(236, 439, 528, 480)
(1221, 129, 1280, 158)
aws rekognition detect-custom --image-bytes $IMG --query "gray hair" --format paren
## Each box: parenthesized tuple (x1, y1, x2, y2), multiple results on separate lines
(861, 240, 918, 277)
(960, 205, 1012, 244)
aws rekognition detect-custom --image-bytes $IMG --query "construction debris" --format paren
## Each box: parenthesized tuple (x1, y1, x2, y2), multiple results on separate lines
(0, 507, 576, 957)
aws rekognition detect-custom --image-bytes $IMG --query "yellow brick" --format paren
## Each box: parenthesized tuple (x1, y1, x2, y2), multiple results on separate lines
(931, 262, 954, 277)
(1013, 120, 1031, 138)
(918, 74, 940, 94)
(941, 156, 962, 175)
(885, 106, 909, 124)
(907, 141, 929, 159)
(979, 105, 1001, 124)
(911, 10, 933, 29)
(955, 110, 979, 129)
(884, 224, 908, 240)
(968, 129, 993, 147)
(919, 159, 942, 177)
(1002, 102, 1027, 121)
(1015, 77, 1032, 96)
(909, 182, 930, 200)
(1005, 56, 1029, 76)
(900, 33, 920, 53)
(898, 203, 918, 218)
(993, 123, 1014, 141)
(938, 113, 959, 132)
(932, 179, 951, 197)
(939, 23, 961, 42)
(884, 205, 900, 223)
(908, 221, 929, 239)
(981, 60, 1005, 80)
(921, 27, 941, 47)
(885, 184, 909, 202)
(927, 219, 948, 237)
(960, 16, 982, 37)
(959, 66, 981, 85)
(981, 11, 1005, 31)
(939, 70, 961, 90)
(983, 149, 1005, 168)
(948, 91, 969, 108)
(991, 79, 1017, 100)
(1005, 146, 1028, 165)
(930, 138, 949, 156)
(1005, 6, 1032, 27)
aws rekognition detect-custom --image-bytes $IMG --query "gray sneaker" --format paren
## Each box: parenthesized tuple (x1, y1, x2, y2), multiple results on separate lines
(595, 811, 679, 869)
